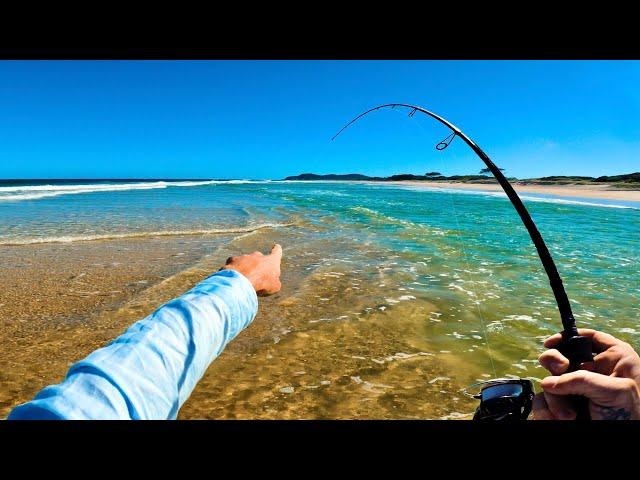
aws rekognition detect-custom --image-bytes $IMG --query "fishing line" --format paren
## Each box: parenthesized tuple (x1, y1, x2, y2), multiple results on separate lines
(407, 110, 498, 379)
(332, 103, 594, 419)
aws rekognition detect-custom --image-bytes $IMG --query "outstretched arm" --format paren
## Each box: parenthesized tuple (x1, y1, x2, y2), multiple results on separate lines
(8, 244, 283, 420)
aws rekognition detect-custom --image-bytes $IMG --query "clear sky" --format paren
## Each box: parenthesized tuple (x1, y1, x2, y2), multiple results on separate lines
(0, 60, 638, 180)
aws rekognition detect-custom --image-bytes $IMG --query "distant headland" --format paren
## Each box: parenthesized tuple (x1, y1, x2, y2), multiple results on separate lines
(283, 172, 640, 189)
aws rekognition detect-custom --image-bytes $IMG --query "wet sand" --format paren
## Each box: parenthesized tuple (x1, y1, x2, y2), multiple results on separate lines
(0, 227, 475, 419)
(388, 181, 640, 202)
(0, 234, 237, 417)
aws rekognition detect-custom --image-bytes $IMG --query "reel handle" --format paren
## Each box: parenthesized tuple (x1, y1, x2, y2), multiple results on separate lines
(557, 333, 594, 420)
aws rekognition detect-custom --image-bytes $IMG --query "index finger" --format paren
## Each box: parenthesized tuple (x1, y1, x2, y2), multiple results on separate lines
(543, 328, 621, 353)
(541, 370, 631, 403)
(269, 243, 283, 259)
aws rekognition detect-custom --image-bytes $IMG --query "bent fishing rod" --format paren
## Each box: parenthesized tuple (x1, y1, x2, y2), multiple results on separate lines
(333, 103, 594, 420)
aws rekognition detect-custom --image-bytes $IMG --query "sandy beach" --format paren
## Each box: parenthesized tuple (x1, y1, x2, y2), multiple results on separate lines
(388, 181, 640, 202)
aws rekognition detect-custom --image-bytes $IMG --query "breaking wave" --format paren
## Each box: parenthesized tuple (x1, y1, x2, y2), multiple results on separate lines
(0, 180, 261, 201)
(416, 187, 640, 210)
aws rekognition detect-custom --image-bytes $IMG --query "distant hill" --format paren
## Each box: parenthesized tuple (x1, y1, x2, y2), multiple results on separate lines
(521, 172, 640, 188)
(594, 172, 640, 183)
(284, 173, 499, 183)
(283, 172, 640, 188)
(284, 173, 373, 181)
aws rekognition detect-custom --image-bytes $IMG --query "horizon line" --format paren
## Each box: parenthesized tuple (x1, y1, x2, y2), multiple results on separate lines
(1, 171, 638, 183)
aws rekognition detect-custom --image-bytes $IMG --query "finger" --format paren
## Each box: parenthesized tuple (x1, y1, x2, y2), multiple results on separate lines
(532, 393, 554, 420)
(543, 329, 621, 353)
(269, 243, 283, 259)
(543, 391, 576, 420)
(584, 330, 622, 353)
(593, 350, 623, 376)
(539, 349, 570, 376)
(541, 370, 633, 403)
(543, 329, 601, 347)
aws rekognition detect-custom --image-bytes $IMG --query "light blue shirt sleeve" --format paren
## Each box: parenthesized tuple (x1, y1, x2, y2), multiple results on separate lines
(7, 269, 258, 420)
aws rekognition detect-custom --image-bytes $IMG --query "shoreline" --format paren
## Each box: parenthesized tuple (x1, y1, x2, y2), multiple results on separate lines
(380, 181, 640, 202)
(0, 228, 476, 419)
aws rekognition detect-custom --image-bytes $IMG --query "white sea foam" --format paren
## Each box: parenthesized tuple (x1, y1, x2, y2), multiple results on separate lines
(0, 222, 293, 246)
(398, 295, 416, 301)
(618, 327, 638, 334)
(503, 314, 536, 322)
(519, 195, 639, 210)
(0, 180, 262, 202)
(414, 187, 640, 210)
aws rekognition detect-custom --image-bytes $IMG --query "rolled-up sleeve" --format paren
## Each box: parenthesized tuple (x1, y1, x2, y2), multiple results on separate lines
(8, 269, 258, 420)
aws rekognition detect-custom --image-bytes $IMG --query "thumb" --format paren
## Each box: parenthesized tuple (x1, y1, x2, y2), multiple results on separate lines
(541, 370, 632, 405)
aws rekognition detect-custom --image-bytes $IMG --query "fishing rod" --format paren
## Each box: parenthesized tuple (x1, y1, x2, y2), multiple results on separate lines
(332, 103, 594, 420)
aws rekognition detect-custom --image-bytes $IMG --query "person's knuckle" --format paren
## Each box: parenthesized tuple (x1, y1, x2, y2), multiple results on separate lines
(622, 378, 637, 392)
(620, 341, 634, 352)
(595, 350, 613, 363)
(602, 348, 617, 357)
(618, 355, 636, 368)
(611, 346, 630, 360)
(570, 370, 589, 384)
(607, 346, 619, 356)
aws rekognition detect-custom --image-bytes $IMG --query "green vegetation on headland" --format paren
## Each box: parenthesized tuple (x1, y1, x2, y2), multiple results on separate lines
(284, 173, 503, 183)
(283, 172, 640, 189)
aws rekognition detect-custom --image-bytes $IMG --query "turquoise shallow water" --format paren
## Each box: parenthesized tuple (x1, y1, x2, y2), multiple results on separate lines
(1, 180, 639, 408)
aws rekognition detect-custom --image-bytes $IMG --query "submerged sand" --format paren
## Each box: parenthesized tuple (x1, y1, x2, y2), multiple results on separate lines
(0, 235, 237, 416)
(0, 227, 475, 419)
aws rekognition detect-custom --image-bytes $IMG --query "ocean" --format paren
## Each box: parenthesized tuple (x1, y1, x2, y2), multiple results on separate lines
(1, 180, 638, 418)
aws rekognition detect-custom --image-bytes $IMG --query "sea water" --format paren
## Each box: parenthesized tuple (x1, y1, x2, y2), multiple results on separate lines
(1, 180, 638, 418)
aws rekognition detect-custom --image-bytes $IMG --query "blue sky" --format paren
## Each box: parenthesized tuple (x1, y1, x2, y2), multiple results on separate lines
(0, 60, 638, 180)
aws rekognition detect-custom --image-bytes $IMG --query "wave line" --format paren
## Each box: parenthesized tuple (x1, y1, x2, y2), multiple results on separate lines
(0, 222, 295, 246)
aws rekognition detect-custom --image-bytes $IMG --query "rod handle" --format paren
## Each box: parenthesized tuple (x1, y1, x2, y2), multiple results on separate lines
(558, 333, 594, 420)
